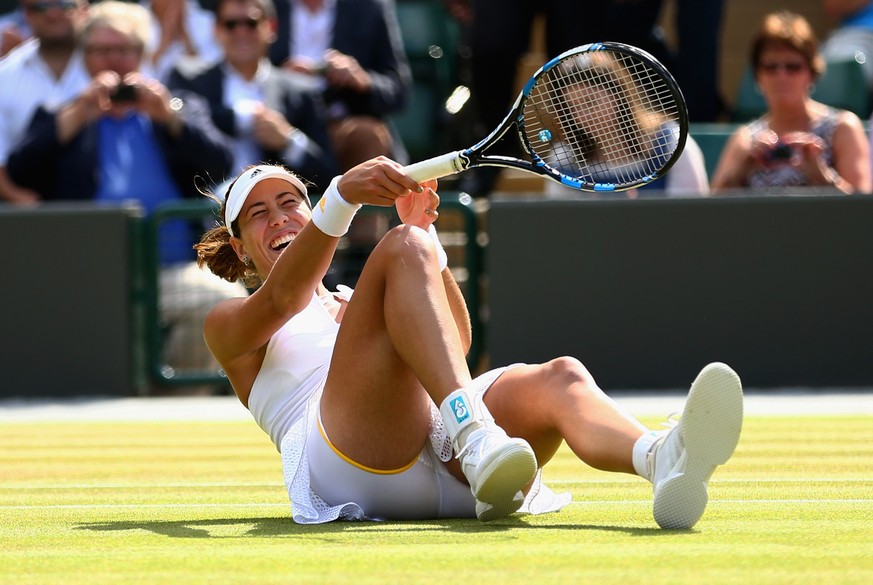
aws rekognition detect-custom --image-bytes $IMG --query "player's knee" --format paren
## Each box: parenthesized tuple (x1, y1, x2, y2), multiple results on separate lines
(380, 224, 434, 265)
(543, 356, 596, 393)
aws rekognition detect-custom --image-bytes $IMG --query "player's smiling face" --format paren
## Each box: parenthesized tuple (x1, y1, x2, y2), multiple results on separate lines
(233, 178, 311, 272)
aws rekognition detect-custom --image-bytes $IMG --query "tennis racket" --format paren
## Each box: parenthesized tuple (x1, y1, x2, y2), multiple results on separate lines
(403, 42, 688, 192)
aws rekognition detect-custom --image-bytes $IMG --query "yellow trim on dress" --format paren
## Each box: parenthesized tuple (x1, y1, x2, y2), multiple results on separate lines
(317, 417, 419, 475)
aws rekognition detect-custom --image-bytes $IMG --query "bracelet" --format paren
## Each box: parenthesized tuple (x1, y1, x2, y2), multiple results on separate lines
(428, 224, 448, 271)
(310, 176, 362, 237)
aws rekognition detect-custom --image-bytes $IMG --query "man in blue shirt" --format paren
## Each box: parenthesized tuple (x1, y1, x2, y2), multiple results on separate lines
(7, 0, 247, 389)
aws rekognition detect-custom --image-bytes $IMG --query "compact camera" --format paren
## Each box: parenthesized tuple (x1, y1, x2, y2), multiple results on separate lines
(764, 141, 794, 164)
(110, 82, 138, 103)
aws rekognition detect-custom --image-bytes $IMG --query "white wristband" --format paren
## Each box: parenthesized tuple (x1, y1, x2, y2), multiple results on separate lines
(311, 176, 362, 237)
(428, 224, 448, 271)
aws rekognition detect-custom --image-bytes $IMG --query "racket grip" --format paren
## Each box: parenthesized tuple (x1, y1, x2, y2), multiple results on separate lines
(402, 151, 465, 183)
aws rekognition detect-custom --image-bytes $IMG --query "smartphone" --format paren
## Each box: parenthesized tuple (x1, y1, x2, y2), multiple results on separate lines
(110, 82, 137, 103)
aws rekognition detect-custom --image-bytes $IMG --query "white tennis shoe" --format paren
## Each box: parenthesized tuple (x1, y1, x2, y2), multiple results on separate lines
(457, 424, 537, 522)
(648, 362, 744, 529)
(440, 388, 538, 522)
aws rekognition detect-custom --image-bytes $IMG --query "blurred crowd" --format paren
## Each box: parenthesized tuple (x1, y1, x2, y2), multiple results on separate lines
(2, 0, 871, 205)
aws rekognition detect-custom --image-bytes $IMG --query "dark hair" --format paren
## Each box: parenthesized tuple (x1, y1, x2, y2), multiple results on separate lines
(193, 176, 262, 288)
(194, 162, 309, 288)
(750, 11, 825, 81)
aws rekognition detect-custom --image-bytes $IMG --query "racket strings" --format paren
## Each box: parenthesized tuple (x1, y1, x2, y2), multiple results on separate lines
(522, 49, 682, 187)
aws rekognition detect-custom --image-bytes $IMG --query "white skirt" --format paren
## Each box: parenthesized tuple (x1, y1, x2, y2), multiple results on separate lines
(279, 364, 573, 523)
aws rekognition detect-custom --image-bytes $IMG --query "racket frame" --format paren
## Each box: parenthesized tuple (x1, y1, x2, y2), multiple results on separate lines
(404, 42, 689, 192)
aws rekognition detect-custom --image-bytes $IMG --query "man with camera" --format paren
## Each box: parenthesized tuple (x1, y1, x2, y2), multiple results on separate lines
(7, 0, 232, 203)
(7, 1, 245, 390)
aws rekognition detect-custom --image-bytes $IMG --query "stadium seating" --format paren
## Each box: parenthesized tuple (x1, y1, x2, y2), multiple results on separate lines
(689, 123, 741, 179)
(392, 0, 462, 163)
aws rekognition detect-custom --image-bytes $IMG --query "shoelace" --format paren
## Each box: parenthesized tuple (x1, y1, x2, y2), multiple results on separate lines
(663, 412, 681, 429)
(455, 427, 490, 463)
(455, 434, 478, 463)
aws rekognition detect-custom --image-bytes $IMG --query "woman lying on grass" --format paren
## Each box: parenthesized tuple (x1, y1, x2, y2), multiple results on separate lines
(194, 157, 744, 527)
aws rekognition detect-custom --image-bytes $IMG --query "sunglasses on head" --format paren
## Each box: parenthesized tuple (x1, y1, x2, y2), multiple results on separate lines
(25, 0, 77, 13)
(220, 17, 261, 31)
(759, 61, 806, 74)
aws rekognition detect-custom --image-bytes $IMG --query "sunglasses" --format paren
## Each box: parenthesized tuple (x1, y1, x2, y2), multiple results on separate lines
(759, 62, 806, 74)
(25, 0, 77, 13)
(219, 17, 261, 31)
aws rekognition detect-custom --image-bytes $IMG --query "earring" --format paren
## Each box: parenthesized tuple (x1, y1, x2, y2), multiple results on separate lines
(242, 256, 251, 266)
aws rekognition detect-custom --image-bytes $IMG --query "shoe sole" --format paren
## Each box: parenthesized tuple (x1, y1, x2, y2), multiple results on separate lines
(472, 439, 537, 521)
(653, 362, 744, 530)
(475, 491, 525, 522)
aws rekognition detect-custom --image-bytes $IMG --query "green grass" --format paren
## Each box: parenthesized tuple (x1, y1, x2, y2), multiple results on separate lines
(1, 416, 871, 584)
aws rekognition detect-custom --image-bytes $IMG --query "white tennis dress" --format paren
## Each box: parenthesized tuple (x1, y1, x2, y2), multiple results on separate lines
(247, 288, 571, 523)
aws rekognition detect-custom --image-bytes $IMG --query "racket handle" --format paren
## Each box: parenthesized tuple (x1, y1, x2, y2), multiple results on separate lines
(402, 151, 466, 182)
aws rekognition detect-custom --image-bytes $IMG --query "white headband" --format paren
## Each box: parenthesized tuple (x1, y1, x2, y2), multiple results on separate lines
(224, 165, 310, 237)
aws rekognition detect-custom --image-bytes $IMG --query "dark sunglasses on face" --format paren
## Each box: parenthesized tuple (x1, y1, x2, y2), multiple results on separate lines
(759, 62, 806, 74)
(220, 17, 261, 31)
(25, 0, 77, 14)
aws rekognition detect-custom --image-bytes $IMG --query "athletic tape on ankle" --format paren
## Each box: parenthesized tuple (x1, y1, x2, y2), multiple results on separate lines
(428, 225, 448, 271)
(310, 176, 362, 237)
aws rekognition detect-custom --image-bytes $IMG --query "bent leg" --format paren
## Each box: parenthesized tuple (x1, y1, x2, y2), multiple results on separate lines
(484, 357, 648, 473)
(319, 225, 473, 470)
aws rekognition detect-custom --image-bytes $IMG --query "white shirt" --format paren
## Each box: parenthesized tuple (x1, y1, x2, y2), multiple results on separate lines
(223, 60, 308, 173)
(0, 39, 89, 165)
(543, 134, 711, 198)
(663, 134, 710, 196)
(290, 0, 336, 63)
(143, 0, 222, 83)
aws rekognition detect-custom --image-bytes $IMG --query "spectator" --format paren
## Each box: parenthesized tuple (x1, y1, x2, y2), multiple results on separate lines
(444, 0, 609, 196)
(821, 0, 873, 95)
(535, 48, 708, 198)
(0, 0, 89, 205)
(0, 2, 30, 58)
(268, 0, 412, 171)
(443, 0, 722, 197)
(603, 0, 727, 123)
(711, 11, 871, 194)
(544, 135, 710, 199)
(7, 0, 246, 383)
(142, 0, 223, 83)
(168, 0, 338, 189)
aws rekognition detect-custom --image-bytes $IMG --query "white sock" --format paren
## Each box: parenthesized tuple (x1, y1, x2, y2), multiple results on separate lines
(632, 430, 664, 482)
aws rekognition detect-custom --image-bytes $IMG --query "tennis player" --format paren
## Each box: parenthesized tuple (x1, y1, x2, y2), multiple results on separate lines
(194, 157, 744, 528)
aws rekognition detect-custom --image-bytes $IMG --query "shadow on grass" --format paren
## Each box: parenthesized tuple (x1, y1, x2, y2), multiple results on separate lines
(76, 516, 676, 540)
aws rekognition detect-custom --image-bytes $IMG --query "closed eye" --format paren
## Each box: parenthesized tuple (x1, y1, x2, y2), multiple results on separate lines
(279, 195, 305, 209)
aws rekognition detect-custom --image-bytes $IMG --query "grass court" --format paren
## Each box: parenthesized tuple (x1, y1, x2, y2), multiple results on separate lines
(1, 401, 871, 584)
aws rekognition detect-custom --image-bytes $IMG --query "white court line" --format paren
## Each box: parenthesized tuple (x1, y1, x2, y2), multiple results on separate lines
(1, 478, 870, 490)
(0, 482, 285, 490)
(0, 503, 289, 510)
(2, 391, 873, 422)
(1, 499, 870, 511)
